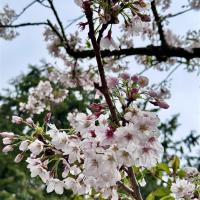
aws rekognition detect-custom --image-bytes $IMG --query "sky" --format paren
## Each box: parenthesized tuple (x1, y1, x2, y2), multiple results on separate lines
(0, 0, 200, 146)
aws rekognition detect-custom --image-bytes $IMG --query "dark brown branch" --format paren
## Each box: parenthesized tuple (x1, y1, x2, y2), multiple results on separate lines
(47, 20, 64, 43)
(151, 0, 167, 47)
(66, 45, 200, 60)
(47, 0, 68, 43)
(84, 3, 119, 126)
(1, 21, 200, 61)
(0, 22, 48, 28)
(128, 167, 143, 200)
(97, 23, 109, 44)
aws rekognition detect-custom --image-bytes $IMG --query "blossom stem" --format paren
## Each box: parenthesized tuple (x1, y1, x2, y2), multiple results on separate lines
(128, 167, 144, 200)
(117, 181, 135, 199)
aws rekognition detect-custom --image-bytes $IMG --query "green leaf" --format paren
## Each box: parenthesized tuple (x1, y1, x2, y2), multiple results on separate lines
(177, 169, 186, 178)
(154, 187, 170, 197)
(146, 193, 155, 200)
(160, 195, 175, 200)
(171, 156, 180, 173)
(157, 163, 170, 174)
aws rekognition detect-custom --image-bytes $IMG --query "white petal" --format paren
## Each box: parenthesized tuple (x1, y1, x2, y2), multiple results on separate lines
(47, 181, 55, 193)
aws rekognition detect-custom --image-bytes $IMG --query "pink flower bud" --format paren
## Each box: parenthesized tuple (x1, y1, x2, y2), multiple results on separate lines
(89, 103, 105, 112)
(107, 77, 119, 88)
(44, 112, 52, 124)
(2, 145, 13, 153)
(3, 137, 13, 145)
(131, 88, 139, 95)
(138, 76, 149, 87)
(131, 75, 139, 83)
(12, 116, 23, 124)
(148, 91, 158, 98)
(26, 117, 34, 124)
(0, 132, 14, 138)
(14, 154, 23, 163)
(157, 101, 169, 109)
(120, 73, 130, 80)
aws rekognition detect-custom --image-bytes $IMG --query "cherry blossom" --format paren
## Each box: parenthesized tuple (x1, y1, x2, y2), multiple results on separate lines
(28, 139, 44, 156)
(171, 179, 195, 199)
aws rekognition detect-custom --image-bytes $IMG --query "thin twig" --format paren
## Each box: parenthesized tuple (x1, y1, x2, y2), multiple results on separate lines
(151, 0, 168, 47)
(0, 22, 48, 28)
(47, 0, 68, 43)
(117, 181, 135, 199)
(97, 23, 109, 44)
(162, 8, 192, 21)
(15, 0, 38, 20)
(36, 0, 51, 8)
(65, 14, 85, 29)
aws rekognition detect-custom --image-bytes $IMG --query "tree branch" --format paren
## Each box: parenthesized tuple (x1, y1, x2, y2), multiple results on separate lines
(117, 181, 135, 199)
(162, 8, 192, 21)
(97, 23, 109, 44)
(65, 45, 200, 60)
(0, 22, 48, 28)
(151, 0, 167, 47)
(128, 167, 143, 200)
(47, 0, 68, 43)
(84, 2, 119, 126)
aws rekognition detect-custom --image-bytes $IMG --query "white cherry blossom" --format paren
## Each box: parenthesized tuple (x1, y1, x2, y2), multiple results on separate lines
(28, 139, 44, 155)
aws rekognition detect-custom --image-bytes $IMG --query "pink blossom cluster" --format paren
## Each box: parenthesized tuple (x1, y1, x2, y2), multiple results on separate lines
(0, 97, 164, 199)
(19, 80, 68, 114)
(107, 73, 169, 109)
(0, 4, 18, 40)
(171, 167, 199, 199)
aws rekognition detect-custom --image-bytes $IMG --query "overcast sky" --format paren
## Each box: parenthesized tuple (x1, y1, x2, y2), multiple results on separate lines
(0, 0, 200, 146)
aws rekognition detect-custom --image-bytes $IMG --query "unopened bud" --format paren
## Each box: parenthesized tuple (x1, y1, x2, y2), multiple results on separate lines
(157, 101, 169, 109)
(44, 112, 51, 124)
(2, 145, 14, 153)
(0, 132, 14, 138)
(131, 88, 139, 95)
(131, 75, 139, 83)
(14, 154, 23, 163)
(140, 14, 151, 22)
(120, 72, 130, 80)
(3, 137, 13, 145)
(148, 91, 158, 98)
(12, 116, 23, 124)
(26, 117, 34, 124)
(107, 77, 119, 88)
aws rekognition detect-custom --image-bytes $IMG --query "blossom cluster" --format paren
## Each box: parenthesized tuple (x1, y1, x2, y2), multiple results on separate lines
(107, 73, 169, 109)
(171, 167, 200, 199)
(19, 80, 68, 114)
(75, 0, 151, 50)
(48, 67, 97, 91)
(0, 4, 18, 40)
(1, 93, 164, 199)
